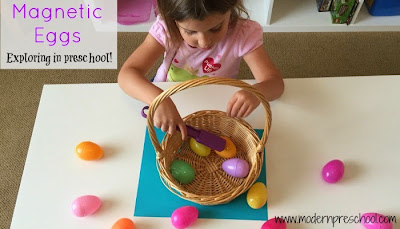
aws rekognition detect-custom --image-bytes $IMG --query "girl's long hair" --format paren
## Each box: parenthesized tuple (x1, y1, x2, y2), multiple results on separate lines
(156, 0, 249, 50)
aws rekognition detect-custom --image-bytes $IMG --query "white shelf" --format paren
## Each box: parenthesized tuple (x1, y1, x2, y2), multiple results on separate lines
(116, 0, 400, 32)
(268, 0, 400, 32)
(244, 0, 271, 25)
(355, 4, 400, 27)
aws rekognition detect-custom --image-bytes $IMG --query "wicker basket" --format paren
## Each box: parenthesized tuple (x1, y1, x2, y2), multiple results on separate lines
(146, 77, 272, 205)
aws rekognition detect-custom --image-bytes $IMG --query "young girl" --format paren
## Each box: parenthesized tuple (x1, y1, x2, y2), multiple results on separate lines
(118, 0, 284, 140)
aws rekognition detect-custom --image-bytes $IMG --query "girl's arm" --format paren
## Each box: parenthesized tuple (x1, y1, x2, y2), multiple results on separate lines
(244, 46, 284, 101)
(226, 46, 284, 117)
(118, 34, 165, 104)
(118, 34, 187, 139)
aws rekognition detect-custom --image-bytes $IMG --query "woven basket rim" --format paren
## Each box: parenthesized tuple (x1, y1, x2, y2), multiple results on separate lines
(147, 78, 272, 157)
(156, 110, 266, 205)
(146, 78, 272, 205)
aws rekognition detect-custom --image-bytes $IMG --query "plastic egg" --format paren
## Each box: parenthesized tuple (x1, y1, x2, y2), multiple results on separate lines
(215, 136, 237, 158)
(321, 159, 345, 183)
(261, 217, 286, 229)
(222, 158, 249, 178)
(189, 138, 211, 157)
(112, 218, 136, 229)
(171, 206, 199, 229)
(75, 141, 104, 160)
(361, 212, 393, 229)
(247, 182, 267, 209)
(71, 195, 101, 217)
(170, 160, 195, 184)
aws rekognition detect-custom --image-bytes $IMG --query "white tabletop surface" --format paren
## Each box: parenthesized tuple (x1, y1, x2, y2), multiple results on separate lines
(11, 76, 400, 229)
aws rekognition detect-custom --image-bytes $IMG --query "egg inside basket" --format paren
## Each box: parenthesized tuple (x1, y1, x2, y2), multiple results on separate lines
(146, 78, 271, 205)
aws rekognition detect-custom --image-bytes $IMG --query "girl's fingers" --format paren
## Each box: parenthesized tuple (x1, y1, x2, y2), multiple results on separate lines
(226, 96, 238, 117)
(230, 99, 244, 117)
(236, 104, 249, 118)
(177, 122, 187, 140)
(243, 105, 254, 118)
(161, 124, 168, 132)
(154, 120, 161, 129)
(168, 124, 176, 135)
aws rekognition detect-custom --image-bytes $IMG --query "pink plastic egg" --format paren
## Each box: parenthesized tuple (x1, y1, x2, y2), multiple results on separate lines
(261, 218, 286, 229)
(171, 206, 198, 229)
(71, 195, 101, 217)
(222, 158, 249, 178)
(361, 212, 393, 229)
(321, 159, 344, 183)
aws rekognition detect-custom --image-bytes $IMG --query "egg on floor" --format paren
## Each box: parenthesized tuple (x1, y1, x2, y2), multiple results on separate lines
(75, 141, 104, 160)
(71, 195, 101, 217)
(247, 182, 267, 209)
(171, 206, 199, 229)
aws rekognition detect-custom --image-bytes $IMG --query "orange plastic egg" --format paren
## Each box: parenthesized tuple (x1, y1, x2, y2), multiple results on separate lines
(215, 136, 236, 158)
(75, 141, 104, 160)
(112, 218, 136, 229)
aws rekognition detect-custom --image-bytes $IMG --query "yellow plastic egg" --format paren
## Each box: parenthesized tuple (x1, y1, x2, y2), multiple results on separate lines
(189, 138, 211, 157)
(75, 141, 104, 160)
(247, 182, 267, 209)
(215, 136, 236, 158)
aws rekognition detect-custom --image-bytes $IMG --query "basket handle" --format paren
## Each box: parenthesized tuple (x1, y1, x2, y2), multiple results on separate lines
(147, 77, 272, 157)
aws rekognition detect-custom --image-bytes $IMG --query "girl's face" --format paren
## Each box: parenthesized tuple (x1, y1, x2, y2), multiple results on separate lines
(175, 11, 231, 50)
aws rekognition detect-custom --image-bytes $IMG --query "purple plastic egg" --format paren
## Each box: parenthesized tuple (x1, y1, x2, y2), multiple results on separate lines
(171, 206, 199, 229)
(222, 158, 249, 178)
(361, 212, 393, 229)
(321, 159, 344, 183)
(261, 218, 287, 229)
(71, 195, 101, 217)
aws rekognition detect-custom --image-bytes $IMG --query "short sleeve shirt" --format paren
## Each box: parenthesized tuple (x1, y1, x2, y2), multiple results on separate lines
(149, 15, 263, 82)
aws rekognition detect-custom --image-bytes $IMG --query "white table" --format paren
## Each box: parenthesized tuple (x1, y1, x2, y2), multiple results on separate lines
(11, 76, 400, 228)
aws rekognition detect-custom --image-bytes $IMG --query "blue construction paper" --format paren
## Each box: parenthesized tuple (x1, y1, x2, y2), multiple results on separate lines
(134, 128, 267, 220)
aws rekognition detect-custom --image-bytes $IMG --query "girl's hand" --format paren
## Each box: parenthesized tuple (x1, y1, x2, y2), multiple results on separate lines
(153, 98, 187, 140)
(226, 89, 260, 118)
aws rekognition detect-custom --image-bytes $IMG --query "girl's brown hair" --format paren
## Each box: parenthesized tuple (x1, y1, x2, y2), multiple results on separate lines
(156, 0, 249, 49)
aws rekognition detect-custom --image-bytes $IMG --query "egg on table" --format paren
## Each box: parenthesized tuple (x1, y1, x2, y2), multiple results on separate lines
(215, 136, 237, 158)
(261, 217, 286, 229)
(71, 195, 101, 217)
(321, 159, 345, 183)
(222, 158, 249, 178)
(171, 206, 199, 229)
(112, 218, 136, 229)
(247, 182, 267, 209)
(189, 138, 211, 157)
(170, 160, 196, 184)
(75, 141, 104, 160)
(361, 212, 393, 229)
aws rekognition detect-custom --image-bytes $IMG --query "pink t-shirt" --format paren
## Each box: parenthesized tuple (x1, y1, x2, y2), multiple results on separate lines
(149, 15, 263, 82)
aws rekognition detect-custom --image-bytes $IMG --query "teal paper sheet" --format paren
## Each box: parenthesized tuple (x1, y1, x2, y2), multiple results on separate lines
(134, 128, 267, 220)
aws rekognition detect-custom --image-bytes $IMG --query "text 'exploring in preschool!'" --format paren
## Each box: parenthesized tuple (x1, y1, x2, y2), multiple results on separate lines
(1, 0, 117, 69)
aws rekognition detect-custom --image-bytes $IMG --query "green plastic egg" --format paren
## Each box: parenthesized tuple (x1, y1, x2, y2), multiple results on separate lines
(189, 138, 211, 157)
(170, 160, 195, 184)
